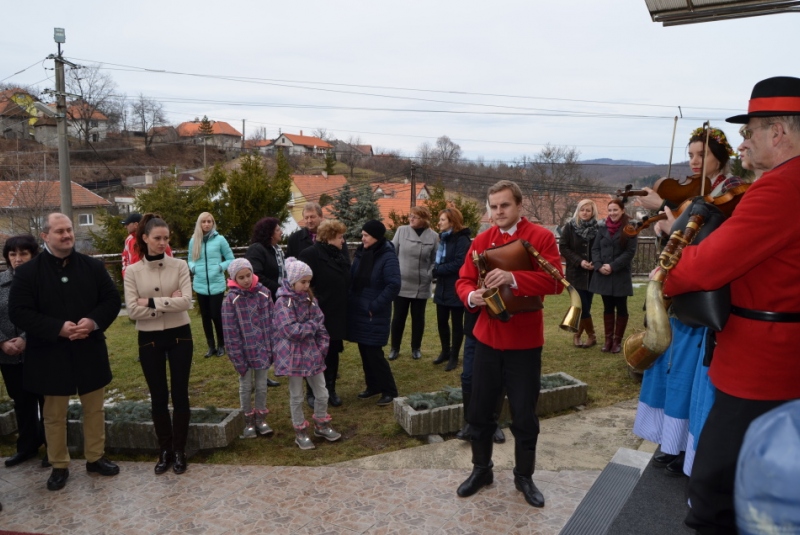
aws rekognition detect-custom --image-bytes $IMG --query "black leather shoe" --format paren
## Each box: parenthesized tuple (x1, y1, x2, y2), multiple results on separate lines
(457, 464, 493, 497)
(86, 457, 120, 476)
(306, 395, 315, 409)
(514, 474, 545, 507)
(493, 427, 506, 444)
(217, 346, 225, 357)
(329, 391, 343, 407)
(267, 378, 280, 387)
(433, 351, 448, 365)
(204, 347, 217, 358)
(5, 450, 38, 467)
(357, 389, 380, 399)
(387, 348, 399, 361)
(411, 349, 422, 360)
(445, 359, 459, 372)
(173, 451, 187, 474)
(376, 395, 395, 406)
(154, 451, 173, 475)
(664, 452, 686, 478)
(652, 451, 678, 466)
(46, 468, 69, 491)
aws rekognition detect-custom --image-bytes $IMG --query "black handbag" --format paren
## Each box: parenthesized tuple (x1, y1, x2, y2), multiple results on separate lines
(669, 198, 731, 332)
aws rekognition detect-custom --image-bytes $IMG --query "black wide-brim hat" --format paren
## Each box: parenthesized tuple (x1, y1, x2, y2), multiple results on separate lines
(727, 76, 800, 124)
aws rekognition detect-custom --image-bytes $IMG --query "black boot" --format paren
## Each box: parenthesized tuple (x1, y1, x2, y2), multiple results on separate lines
(324, 351, 342, 407)
(455, 390, 470, 441)
(204, 345, 217, 358)
(433, 349, 449, 365)
(457, 437, 493, 498)
(172, 411, 191, 475)
(444, 347, 459, 372)
(151, 412, 173, 475)
(514, 441, 544, 507)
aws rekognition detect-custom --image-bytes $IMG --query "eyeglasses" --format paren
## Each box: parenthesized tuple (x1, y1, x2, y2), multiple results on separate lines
(739, 123, 772, 140)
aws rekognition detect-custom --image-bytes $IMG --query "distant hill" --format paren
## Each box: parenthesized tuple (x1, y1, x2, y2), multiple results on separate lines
(579, 158, 692, 188)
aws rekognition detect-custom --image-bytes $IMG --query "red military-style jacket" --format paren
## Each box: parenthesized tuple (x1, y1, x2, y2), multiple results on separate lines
(456, 218, 563, 350)
(664, 156, 800, 401)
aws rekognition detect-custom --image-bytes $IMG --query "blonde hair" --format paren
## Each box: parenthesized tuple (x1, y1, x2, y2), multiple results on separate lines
(317, 219, 347, 243)
(191, 212, 216, 261)
(572, 199, 598, 225)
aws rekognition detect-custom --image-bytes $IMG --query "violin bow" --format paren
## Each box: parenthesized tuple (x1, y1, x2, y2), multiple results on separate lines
(666, 115, 678, 181)
(701, 121, 711, 197)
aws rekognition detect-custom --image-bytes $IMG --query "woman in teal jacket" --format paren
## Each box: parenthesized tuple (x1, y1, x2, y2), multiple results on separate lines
(188, 212, 234, 357)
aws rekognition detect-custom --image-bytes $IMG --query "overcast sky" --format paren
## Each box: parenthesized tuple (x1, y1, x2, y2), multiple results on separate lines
(1, 1, 795, 166)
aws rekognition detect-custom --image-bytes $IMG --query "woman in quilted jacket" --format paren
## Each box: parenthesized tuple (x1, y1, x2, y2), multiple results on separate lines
(221, 258, 274, 439)
(272, 258, 341, 450)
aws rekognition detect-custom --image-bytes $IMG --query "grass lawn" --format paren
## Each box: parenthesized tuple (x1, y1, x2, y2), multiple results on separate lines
(0, 282, 646, 466)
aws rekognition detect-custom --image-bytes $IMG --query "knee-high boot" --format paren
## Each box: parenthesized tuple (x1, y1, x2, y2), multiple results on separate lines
(601, 314, 615, 352)
(172, 411, 191, 475)
(612, 315, 628, 353)
(514, 441, 545, 507)
(573, 320, 585, 347)
(582, 317, 597, 348)
(457, 436, 493, 497)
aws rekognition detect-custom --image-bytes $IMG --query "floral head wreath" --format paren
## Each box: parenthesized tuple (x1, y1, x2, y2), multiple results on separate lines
(690, 127, 736, 158)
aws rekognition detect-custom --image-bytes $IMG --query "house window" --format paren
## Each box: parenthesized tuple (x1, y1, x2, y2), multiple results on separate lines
(78, 213, 94, 226)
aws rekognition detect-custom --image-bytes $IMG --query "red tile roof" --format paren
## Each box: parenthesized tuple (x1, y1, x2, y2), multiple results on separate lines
(0, 89, 32, 117)
(292, 174, 348, 204)
(280, 133, 332, 150)
(0, 181, 112, 209)
(244, 139, 273, 149)
(66, 102, 108, 121)
(176, 121, 242, 137)
(372, 182, 428, 227)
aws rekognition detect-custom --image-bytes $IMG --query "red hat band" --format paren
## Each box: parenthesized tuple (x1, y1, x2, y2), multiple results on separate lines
(748, 96, 800, 114)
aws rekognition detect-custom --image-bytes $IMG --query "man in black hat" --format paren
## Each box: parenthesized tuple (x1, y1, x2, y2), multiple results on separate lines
(663, 76, 800, 534)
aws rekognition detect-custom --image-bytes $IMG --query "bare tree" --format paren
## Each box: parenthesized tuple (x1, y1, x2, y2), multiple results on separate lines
(248, 127, 268, 141)
(340, 136, 363, 178)
(432, 135, 462, 165)
(130, 93, 166, 149)
(65, 64, 119, 145)
(312, 127, 333, 141)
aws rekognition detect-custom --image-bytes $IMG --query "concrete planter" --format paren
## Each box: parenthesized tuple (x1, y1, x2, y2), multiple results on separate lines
(393, 372, 588, 436)
(67, 408, 243, 454)
(0, 407, 16, 436)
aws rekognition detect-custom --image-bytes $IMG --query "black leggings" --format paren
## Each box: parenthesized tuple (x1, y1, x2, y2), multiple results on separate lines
(390, 296, 427, 350)
(601, 295, 628, 316)
(138, 324, 194, 416)
(196, 293, 225, 347)
(436, 304, 464, 355)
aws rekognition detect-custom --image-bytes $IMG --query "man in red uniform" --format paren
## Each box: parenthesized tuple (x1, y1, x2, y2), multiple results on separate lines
(455, 180, 563, 507)
(663, 76, 800, 534)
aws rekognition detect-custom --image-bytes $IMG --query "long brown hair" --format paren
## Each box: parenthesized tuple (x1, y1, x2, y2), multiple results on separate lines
(135, 213, 169, 258)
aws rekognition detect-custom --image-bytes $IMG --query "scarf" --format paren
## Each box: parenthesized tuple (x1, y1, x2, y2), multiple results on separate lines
(571, 218, 598, 241)
(435, 230, 452, 264)
(273, 245, 285, 282)
(227, 274, 261, 291)
(353, 238, 386, 293)
(605, 217, 623, 238)
(322, 242, 350, 270)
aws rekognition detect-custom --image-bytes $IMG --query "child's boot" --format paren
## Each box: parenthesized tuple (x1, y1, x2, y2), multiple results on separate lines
(241, 410, 257, 439)
(294, 421, 315, 450)
(254, 409, 273, 436)
(313, 414, 342, 442)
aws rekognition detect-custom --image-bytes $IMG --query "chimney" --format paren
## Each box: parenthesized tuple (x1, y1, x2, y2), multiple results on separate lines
(145, 171, 153, 185)
(322, 171, 328, 179)
(300, 130, 303, 136)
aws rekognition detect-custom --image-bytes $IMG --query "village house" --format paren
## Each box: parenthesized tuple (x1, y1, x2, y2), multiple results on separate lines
(176, 120, 242, 149)
(271, 131, 332, 156)
(372, 180, 430, 227)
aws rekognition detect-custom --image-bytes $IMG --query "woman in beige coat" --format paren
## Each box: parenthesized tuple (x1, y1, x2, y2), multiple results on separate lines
(124, 214, 194, 475)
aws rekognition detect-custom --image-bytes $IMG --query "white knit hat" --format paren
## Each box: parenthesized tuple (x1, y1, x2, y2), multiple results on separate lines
(285, 257, 313, 284)
(227, 258, 253, 280)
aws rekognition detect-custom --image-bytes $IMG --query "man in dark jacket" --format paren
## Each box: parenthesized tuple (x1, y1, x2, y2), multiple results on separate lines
(286, 202, 323, 258)
(9, 213, 121, 492)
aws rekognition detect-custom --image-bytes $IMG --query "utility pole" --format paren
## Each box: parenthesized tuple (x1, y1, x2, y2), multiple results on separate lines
(410, 164, 417, 208)
(52, 28, 74, 221)
(241, 119, 245, 154)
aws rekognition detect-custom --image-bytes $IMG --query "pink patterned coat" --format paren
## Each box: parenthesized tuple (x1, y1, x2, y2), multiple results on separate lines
(272, 282, 329, 377)
(221, 280, 273, 376)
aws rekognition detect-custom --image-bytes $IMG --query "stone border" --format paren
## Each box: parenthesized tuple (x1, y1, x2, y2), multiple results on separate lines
(393, 372, 588, 436)
(0, 408, 16, 436)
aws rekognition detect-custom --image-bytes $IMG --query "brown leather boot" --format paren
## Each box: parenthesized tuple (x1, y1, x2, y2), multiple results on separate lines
(582, 317, 597, 348)
(611, 315, 628, 353)
(601, 314, 615, 352)
(573, 321, 584, 347)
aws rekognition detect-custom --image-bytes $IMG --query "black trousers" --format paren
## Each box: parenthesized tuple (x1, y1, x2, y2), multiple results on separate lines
(436, 304, 464, 355)
(467, 341, 541, 450)
(139, 325, 193, 416)
(357, 344, 398, 397)
(390, 296, 427, 350)
(0, 363, 45, 454)
(686, 389, 789, 534)
(601, 294, 628, 316)
(196, 293, 225, 347)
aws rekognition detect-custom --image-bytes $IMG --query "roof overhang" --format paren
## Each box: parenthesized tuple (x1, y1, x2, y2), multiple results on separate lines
(644, 0, 800, 26)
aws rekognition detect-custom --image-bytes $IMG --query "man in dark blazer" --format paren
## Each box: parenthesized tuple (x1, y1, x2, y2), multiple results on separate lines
(286, 202, 323, 259)
(9, 213, 121, 491)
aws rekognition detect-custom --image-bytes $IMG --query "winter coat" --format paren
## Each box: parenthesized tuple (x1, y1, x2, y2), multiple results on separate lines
(346, 240, 401, 346)
(433, 228, 472, 308)
(0, 269, 24, 365)
(188, 230, 234, 296)
(272, 282, 329, 377)
(9, 249, 120, 396)
(392, 225, 439, 299)
(124, 255, 193, 332)
(245, 242, 282, 299)
(298, 241, 350, 341)
(286, 227, 313, 259)
(588, 221, 637, 297)
(559, 221, 596, 292)
(221, 281, 274, 376)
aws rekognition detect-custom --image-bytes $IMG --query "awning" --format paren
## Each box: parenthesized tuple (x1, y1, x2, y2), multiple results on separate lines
(644, 0, 800, 26)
